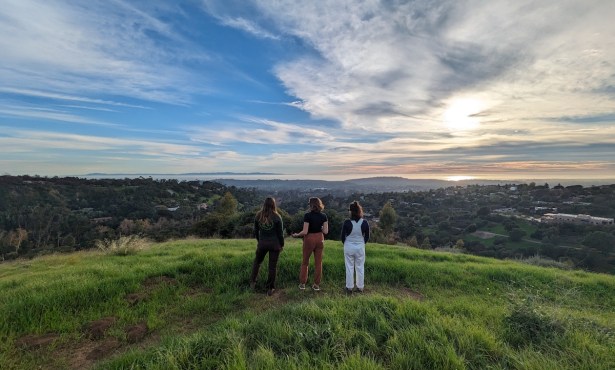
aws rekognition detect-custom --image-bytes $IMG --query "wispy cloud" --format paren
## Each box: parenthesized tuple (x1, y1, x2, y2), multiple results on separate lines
(189, 116, 333, 145)
(0, 88, 150, 109)
(0, 105, 118, 126)
(0, 0, 208, 104)
(218, 17, 280, 40)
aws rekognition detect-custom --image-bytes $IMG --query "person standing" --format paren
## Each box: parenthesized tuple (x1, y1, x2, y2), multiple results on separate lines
(292, 197, 328, 291)
(341, 201, 370, 294)
(250, 197, 285, 296)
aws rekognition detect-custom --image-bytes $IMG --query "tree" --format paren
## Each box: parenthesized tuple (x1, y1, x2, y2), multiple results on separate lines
(477, 207, 490, 217)
(455, 239, 465, 249)
(509, 228, 526, 242)
(407, 235, 419, 248)
(582, 231, 615, 253)
(216, 192, 238, 217)
(379, 202, 397, 234)
(420, 236, 432, 249)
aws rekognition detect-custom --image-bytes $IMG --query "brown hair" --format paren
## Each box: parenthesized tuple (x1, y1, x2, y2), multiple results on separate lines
(257, 197, 279, 224)
(309, 197, 324, 212)
(349, 201, 363, 221)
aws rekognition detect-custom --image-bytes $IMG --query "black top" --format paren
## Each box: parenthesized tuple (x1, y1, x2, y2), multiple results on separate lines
(303, 211, 328, 234)
(254, 214, 284, 247)
(340, 219, 370, 244)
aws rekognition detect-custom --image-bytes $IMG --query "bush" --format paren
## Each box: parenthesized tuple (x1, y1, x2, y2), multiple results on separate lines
(95, 235, 149, 256)
(513, 254, 572, 270)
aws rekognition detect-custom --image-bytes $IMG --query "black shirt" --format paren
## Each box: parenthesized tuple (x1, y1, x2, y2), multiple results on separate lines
(303, 211, 328, 233)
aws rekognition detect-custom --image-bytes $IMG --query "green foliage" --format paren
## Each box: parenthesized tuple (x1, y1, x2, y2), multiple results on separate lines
(420, 236, 432, 249)
(378, 202, 397, 234)
(583, 231, 615, 253)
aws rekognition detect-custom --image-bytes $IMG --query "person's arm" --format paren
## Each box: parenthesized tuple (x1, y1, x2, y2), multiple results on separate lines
(322, 221, 329, 235)
(362, 220, 370, 244)
(292, 222, 309, 237)
(254, 219, 260, 241)
(341, 220, 351, 243)
(276, 218, 285, 248)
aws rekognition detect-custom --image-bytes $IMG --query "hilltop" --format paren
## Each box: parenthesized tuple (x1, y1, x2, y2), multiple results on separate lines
(1, 238, 614, 369)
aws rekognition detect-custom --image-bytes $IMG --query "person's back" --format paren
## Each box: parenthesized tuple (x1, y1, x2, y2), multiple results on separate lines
(344, 218, 365, 246)
(255, 213, 284, 247)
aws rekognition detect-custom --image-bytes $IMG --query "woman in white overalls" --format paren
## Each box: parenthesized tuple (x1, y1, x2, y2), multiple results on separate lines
(341, 201, 370, 294)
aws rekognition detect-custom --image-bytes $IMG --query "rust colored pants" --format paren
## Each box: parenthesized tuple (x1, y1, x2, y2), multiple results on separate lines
(300, 232, 324, 285)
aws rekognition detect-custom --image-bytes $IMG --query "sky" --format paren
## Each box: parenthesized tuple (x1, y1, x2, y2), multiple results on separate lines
(1, 0, 615, 181)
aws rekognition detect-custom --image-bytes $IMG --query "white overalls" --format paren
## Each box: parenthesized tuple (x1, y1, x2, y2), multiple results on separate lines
(343, 219, 366, 290)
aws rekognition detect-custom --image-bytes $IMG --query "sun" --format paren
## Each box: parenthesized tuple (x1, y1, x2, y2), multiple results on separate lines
(443, 98, 484, 131)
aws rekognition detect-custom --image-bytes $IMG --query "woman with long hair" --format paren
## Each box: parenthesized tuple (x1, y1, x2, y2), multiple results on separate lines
(341, 201, 370, 294)
(292, 197, 328, 291)
(251, 197, 285, 296)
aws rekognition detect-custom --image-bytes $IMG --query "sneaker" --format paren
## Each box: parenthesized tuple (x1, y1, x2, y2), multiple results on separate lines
(298, 284, 306, 290)
(345, 288, 353, 295)
(355, 287, 364, 293)
(312, 284, 320, 291)
(267, 288, 275, 296)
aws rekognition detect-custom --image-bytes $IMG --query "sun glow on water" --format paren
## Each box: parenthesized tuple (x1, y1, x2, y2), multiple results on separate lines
(446, 175, 476, 181)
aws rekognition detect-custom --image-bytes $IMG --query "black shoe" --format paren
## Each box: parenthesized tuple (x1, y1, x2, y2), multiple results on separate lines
(355, 287, 364, 293)
(345, 288, 353, 295)
(267, 288, 275, 296)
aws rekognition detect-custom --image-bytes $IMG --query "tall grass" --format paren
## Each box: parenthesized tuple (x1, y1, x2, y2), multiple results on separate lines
(0, 239, 614, 369)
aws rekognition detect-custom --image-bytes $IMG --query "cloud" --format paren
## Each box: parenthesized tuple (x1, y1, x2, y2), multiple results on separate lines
(0, 88, 150, 109)
(0, 105, 118, 126)
(189, 116, 333, 145)
(0, 0, 208, 104)
(242, 0, 615, 138)
(0, 129, 203, 157)
(218, 17, 280, 39)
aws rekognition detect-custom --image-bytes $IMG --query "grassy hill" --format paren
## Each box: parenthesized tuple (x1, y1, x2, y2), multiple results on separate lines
(1, 239, 614, 369)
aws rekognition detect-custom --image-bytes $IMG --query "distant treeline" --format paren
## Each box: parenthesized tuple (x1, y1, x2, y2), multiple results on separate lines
(1, 175, 614, 274)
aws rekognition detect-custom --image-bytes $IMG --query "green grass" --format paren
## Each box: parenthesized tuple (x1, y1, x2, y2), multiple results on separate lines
(1, 239, 614, 369)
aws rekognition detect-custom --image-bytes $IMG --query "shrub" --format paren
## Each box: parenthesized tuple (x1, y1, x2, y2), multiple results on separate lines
(95, 235, 149, 256)
(513, 254, 572, 270)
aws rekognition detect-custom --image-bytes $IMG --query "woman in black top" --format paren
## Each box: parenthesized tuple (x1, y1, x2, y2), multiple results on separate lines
(250, 197, 285, 296)
(292, 197, 328, 291)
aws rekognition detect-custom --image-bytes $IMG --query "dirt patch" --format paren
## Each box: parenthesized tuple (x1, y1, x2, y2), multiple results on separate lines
(125, 322, 148, 343)
(15, 333, 60, 350)
(85, 338, 122, 361)
(399, 287, 425, 301)
(270, 288, 291, 303)
(184, 286, 213, 298)
(472, 231, 497, 239)
(84, 316, 117, 340)
(125, 292, 147, 306)
(142, 275, 178, 288)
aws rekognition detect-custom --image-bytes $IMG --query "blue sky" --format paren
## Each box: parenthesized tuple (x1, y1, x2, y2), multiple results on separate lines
(1, 0, 615, 181)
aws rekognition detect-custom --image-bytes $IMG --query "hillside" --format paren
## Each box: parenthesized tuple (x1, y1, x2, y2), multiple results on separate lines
(1, 239, 614, 369)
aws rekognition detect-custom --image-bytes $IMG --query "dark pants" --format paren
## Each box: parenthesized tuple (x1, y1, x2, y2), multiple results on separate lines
(250, 241, 281, 289)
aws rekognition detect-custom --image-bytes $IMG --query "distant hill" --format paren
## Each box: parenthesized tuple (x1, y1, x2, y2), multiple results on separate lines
(217, 176, 509, 193)
(2, 238, 614, 369)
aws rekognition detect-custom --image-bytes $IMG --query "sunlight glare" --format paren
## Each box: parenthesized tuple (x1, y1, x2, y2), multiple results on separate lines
(443, 98, 484, 131)
(446, 175, 476, 181)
